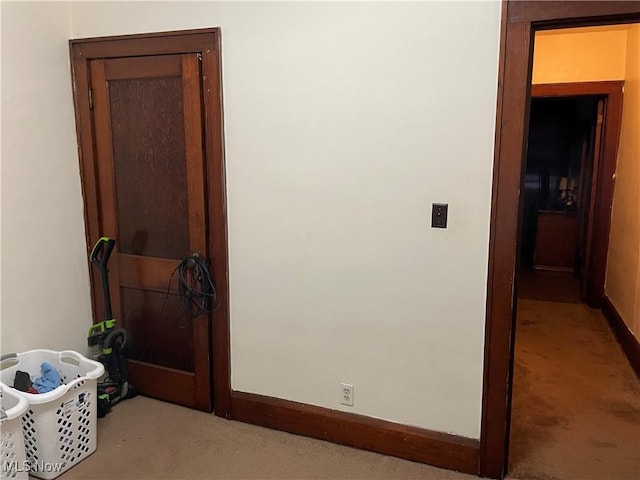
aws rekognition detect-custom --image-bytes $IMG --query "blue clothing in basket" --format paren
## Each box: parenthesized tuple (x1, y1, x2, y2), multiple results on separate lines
(33, 362, 62, 393)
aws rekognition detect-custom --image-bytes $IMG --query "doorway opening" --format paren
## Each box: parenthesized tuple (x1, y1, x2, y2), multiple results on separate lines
(518, 94, 602, 304)
(507, 26, 640, 480)
(481, 4, 640, 479)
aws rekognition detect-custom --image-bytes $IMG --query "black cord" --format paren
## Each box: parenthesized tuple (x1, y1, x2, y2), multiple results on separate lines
(176, 254, 218, 319)
(159, 254, 218, 328)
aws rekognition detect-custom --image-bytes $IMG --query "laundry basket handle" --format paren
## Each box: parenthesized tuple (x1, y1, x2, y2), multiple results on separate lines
(0, 353, 18, 370)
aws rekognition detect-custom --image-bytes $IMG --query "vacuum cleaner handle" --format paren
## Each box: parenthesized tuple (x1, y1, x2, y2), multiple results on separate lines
(90, 237, 116, 321)
(90, 237, 116, 267)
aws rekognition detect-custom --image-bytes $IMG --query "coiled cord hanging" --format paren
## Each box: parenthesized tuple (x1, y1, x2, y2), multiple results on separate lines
(159, 254, 218, 328)
(175, 254, 218, 318)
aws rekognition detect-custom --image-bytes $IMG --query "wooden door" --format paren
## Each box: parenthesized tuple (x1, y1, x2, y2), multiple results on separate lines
(581, 98, 605, 302)
(71, 30, 230, 418)
(89, 53, 211, 411)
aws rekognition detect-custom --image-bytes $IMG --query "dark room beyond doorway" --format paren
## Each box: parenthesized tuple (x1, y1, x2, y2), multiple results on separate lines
(519, 95, 602, 304)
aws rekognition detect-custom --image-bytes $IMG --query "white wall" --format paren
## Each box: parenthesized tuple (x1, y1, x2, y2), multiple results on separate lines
(1, 2, 92, 355)
(69, 1, 501, 438)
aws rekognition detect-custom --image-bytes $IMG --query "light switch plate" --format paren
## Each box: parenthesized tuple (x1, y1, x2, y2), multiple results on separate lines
(432, 203, 448, 228)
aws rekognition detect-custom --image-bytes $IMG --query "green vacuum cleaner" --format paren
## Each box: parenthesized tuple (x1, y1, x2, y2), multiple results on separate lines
(87, 236, 136, 417)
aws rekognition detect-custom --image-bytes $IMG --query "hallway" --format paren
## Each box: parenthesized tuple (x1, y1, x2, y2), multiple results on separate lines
(509, 299, 640, 480)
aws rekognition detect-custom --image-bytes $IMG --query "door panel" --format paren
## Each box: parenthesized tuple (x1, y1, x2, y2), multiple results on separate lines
(109, 74, 191, 259)
(581, 98, 605, 302)
(118, 255, 179, 291)
(89, 53, 211, 411)
(121, 287, 194, 371)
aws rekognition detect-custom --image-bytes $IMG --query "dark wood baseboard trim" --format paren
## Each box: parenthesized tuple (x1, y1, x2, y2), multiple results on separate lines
(229, 391, 479, 475)
(602, 296, 640, 378)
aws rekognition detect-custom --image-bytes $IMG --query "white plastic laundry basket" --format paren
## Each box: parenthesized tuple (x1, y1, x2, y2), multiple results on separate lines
(1, 386, 29, 480)
(0, 350, 104, 480)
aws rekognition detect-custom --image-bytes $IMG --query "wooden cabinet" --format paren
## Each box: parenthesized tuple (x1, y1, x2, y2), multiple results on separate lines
(533, 210, 580, 272)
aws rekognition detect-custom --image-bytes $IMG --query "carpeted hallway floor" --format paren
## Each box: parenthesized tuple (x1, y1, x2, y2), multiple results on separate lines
(509, 299, 640, 480)
(518, 268, 582, 304)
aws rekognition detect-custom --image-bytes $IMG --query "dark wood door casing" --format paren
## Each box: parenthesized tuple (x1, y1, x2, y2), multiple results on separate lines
(481, 3, 640, 479)
(69, 28, 231, 418)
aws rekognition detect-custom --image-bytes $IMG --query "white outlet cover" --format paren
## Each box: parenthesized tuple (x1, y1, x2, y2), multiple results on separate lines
(340, 383, 354, 406)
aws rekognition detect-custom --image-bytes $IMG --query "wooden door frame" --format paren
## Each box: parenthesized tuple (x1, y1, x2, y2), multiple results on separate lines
(530, 81, 624, 307)
(480, 2, 640, 478)
(69, 28, 231, 418)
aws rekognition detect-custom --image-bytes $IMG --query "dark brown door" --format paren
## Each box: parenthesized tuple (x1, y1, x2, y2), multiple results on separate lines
(89, 54, 211, 410)
(581, 98, 605, 303)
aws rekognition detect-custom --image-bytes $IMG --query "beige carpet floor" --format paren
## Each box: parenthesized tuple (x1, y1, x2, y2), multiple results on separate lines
(58, 396, 476, 480)
(509, 299, 640, 480)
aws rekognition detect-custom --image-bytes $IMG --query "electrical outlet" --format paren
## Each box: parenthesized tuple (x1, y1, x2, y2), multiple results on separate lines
(340, 383, 354, 406)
